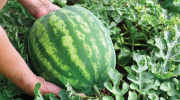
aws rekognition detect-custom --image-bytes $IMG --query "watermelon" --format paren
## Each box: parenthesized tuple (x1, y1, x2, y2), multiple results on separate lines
(28, 6, 116, 96)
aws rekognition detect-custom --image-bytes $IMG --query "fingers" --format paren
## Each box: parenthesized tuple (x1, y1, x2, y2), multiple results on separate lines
(43, 81, 62, 97)
(18, 0, 60, 19)
(37, 76, 86, 99)
(37, 76, 45, 81)
(34, 2, 60, 19)
(38, 78, 62, 97)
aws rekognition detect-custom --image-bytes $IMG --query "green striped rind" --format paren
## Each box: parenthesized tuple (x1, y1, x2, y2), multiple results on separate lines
(28, 6, 116, 96)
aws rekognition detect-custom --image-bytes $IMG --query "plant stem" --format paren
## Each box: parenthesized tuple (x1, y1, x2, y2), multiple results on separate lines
(93, 84, 101, 100)
(119, 35, 124, 43)
(140, 26, 148, 41)
(132, 37, 135, 65)
(143, 95, 146, 100)
(123, 37, 131, 40)
(123, 37, 145, 41)
(138, 93, 141, 100)
(123, 42, 148, 46)
(120, 31, 129, 36)
(123, 24, 128, 30)
(116, 62, 122, 66)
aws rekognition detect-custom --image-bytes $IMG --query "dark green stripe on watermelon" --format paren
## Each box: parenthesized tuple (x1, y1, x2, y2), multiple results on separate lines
(28, 6, 116, 96)
(28, 16, 65, 86)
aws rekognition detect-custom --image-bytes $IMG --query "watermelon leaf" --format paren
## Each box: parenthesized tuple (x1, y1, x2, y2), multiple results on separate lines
(139, 0, 146, 5)
(102, 96, 114, 100)
(43, 93, 58, 100)
(160, 81, 176, 96)
(34, 82, 83, 100)
(34, 83, 60, 100)
(158, 78, 180, 99)
(161, 0, 180, 14)
(126, 53, 160, 98)
(128, 91, 137, 100)
(147, 90, 159, 100)
(50, 0, 67, 7)
(0, 0, 35, 28)
(49, 96, 59, 100)
(58, 89, 70, 100)
(118, 46, 131, 66)
(151, 24, 180, 79)
(34, 83, 44, 100)
(160, 81, 177, 96)
(65, 81, 82, 100)
(104, 68, 129, 100)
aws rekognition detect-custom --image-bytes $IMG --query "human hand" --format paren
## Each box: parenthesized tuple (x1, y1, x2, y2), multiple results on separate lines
(0, 0, 84, 99)
(0, 0, 7, 11)
(16, 0, 85, 98)
(36, 76, 62, 97)
(17, 0, 60, 19)
(35, 76, 86, 98)
(0, 26, 85, 98)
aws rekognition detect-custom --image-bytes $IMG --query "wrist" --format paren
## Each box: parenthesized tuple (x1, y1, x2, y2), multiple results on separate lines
(16, 73, 39, 96)
(0, 27, 40, 96)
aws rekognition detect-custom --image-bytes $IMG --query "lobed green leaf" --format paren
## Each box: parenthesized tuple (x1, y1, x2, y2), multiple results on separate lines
(104, 68, 129, 100)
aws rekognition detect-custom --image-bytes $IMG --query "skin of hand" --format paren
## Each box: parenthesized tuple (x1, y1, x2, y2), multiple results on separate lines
(17, 0, 60, 19)
(0, 0, 7, 10)
(0, 0, 86, 98)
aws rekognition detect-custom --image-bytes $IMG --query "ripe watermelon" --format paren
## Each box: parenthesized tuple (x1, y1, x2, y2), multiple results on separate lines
(28, 6, 116, 96)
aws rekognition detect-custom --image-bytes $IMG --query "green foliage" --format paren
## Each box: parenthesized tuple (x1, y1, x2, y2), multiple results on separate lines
(34, 83, 44, 100)
(151, 24, 180, 79)
(0, 74, 23, 100)
(128, 91, 137, 100)
(50, 0, 67, 7)
(104, 68, 129, 100)
(64, 81, 83, 99)
(2, 0, 180, 100)
(0, 0, 35, 64)
(74, 0, 169, 66)
(0, 0, 35, 28)
(126, 53, 161, 99)
(162, 0, 180, 15)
